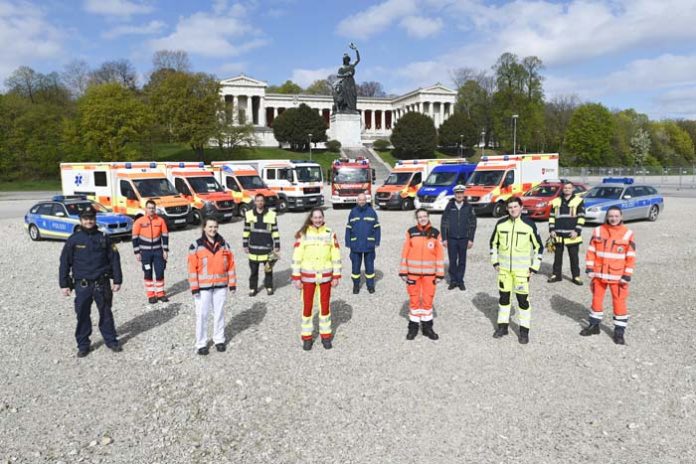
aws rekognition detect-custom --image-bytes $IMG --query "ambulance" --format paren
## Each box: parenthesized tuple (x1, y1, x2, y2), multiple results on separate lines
(375, 159, 465, 210)
(60, 162, 191, 228)
(465, 153, 559, 217)
(158, 162, 238, 224)
(209, 162, 280, 212)
(330, 157, 376, 207)
(217, 160, 324, 211)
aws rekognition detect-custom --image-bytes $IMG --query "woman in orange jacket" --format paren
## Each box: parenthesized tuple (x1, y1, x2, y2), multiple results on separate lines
(581, 206, 636, 345)
(399, 208, 445, 340)
(187, 217, 236, 355)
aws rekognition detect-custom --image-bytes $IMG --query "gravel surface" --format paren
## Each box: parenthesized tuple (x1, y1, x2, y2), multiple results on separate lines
(1, 196, 694, 463)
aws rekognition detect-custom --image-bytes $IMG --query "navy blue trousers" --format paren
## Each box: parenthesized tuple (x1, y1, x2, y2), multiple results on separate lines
(447, 238, 469, 285)
(350, 251, 376, 289)
(141, 250, 166, 280)
(74, 281, 118, 350)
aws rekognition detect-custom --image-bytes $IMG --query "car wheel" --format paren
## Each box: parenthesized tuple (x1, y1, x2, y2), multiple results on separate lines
(238, 203, 249, 217)
(276, 198, 288, 213)
(191, 209, 202, 225)
(401, 198, 414, 211)
(492, 201, 506, 218)
(28, 224, 41, 241)
(648, 205, 659, 222)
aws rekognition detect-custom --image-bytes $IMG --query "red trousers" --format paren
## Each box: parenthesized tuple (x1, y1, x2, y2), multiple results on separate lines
(406, 274, 436, 322)
(591, 279, 629, 316)
(301, 281, 332, 340)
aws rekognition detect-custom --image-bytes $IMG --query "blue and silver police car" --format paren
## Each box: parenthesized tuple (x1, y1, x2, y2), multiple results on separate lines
(583, 177, 664, 223)
(24, 195, 133, 241)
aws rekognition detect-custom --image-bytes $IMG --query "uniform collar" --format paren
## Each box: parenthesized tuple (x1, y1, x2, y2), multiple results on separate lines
(416, 222, 431, 232)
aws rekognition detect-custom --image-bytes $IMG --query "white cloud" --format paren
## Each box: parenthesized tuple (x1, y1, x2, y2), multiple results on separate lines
(0, 1, 65, 82)
(336, 0, 417, 39)
(102, 20, 164, 39)
(399, 15, 442, 38)
(83, 0, 153, 18)
(147, 5, 268, 58)
(652, 87, 696, 119)
(290, 67, 335, 88)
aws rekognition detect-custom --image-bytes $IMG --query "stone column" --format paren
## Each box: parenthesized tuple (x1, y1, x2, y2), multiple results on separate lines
(259, 97, 266, 127)
(245, 96, 252, 125)
(439, 101, 445, 127)
(232, 95, 239, 124)
(381, 110, 385, 131)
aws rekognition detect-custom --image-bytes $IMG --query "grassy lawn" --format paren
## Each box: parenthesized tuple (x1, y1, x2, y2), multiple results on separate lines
(373, 149, 499, 167)
(0, 179, 61, 191)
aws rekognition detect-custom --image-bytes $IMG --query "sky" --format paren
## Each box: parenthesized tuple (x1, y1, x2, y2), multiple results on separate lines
(2, 0, 696, 119)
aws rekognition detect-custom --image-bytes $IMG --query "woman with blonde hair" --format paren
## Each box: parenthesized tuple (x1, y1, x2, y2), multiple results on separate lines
(292, 208, 342, 351)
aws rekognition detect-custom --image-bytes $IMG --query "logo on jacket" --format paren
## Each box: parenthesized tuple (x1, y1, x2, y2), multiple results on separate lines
(427, 242, 434, 249)
(617, 246, 624, 253)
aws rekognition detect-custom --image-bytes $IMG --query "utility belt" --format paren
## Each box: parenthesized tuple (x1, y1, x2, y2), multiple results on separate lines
(74, 275, 111, 288)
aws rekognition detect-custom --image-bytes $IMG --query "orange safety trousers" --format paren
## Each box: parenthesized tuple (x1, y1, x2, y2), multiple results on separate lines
(406, 274, 436, 322)
(301, 282, 332, 340)
(590, 279, 629, 328)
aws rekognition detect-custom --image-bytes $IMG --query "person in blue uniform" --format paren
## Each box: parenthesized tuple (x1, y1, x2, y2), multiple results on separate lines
(345, 193, 381, 294)
(59, 206, 123, 357)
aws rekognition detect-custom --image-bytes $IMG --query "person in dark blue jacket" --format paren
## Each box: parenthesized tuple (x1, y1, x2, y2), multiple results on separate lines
(440, 184, 477, 291)
(345, 193, 381, 294)
(59, 206, 123, 357)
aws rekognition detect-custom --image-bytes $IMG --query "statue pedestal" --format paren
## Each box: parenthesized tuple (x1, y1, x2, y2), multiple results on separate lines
(329, 113, 362, 148)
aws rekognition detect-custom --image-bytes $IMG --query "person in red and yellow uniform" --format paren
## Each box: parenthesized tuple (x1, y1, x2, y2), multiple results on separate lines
(188, 218, 236, 355)
(292, 208, 342, 351)
(582, 206, 636, 345)
(132, 200, 169, 304)
(399, 208, 445, 341)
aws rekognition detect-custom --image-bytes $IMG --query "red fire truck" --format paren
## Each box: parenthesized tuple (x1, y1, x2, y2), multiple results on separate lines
(330, 157, 376, 208)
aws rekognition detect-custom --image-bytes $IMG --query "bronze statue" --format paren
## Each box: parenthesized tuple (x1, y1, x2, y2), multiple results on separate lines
(332, 43, 360, 114)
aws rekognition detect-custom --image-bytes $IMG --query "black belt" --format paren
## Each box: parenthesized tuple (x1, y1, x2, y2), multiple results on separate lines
(77, 277, 109, 287)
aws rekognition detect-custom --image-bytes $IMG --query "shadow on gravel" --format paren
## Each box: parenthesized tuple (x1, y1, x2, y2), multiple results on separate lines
(539, 262, 554, 277)
(94, 303, 182, 349)
(352, 269, 385, 289)
(472, 292, 499, 329)
(225, 302, 267, 343)
(166, 280, 190, 298)
(273, 267, 292, 290)
(331, 299, 353, 335)
(550, 295, 613, 336)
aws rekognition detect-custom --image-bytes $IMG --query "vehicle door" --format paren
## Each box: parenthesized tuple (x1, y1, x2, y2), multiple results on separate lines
(50, 203, 75, 235)
(175, 177, 194, 203)
(118, 179, 138, 214)
(631, 186, 651, 218)
(35, 203, 54, 234)
(501, 170, 515, 195)
(621, 187, 639, 220)
(456, 171, 470, 189)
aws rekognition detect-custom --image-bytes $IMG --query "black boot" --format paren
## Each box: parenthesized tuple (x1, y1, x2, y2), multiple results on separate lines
(367, 286, 375, 294)
(406, 321, 419, 340)
(518, 326, 530, 344)
(613, 328, 626, 345)
(302, 339, 313, 351)
(493, 323, 509, 338)
(321, 338, 333, 350)
(580, 323, 600, 336)
(421, 320, 439, 340)
(352, 282, 360, 294)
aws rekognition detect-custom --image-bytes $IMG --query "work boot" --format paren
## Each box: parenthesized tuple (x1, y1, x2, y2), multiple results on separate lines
(367, 287, 375, 294)
(421, 320, 439, 340)
(107, 343, 123, 353)
(493, 323, 509, 338)
(158, 295, 169, 303)
(572, 277, 583, 286)
(302, 339, 313, 351)
(197, 347, 209, 356)
(580, 324, 600, 336)
(148, 296, 158, 304)
(547, 275, 561, 283)
(215, 343, 226, 352)
(249, 289, 258, 297)
(406, 321, 419, 340)
(518, 327, 530, 344)
(613, 328, 626, 345)
(448, 283, 457, 290)
(353, 283, 360, 294)
(76, 348, 90, 358)
(321, 338, 333, 350)
(459, 282, 466, 291)
(266, 288, 274, 296)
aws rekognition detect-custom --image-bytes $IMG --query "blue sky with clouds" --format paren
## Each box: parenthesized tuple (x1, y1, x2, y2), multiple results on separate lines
(2, 0, 696, 119)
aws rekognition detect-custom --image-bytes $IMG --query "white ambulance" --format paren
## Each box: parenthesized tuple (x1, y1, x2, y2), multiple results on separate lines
(209, 163, 280, 212)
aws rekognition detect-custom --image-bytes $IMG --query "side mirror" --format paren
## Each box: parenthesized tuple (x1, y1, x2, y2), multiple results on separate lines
(55, 211, 65, 217)
(623, 194, 632, 200)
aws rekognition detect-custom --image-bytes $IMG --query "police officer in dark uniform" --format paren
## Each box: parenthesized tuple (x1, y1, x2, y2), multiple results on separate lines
(59, 206, 123, 357)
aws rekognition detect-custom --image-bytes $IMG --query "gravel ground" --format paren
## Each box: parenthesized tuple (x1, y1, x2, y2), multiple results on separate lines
(1, 196, 695, 463)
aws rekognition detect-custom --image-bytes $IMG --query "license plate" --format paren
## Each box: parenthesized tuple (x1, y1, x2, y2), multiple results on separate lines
(174, 219, 186, 224)
(224, 213, 233, 217)
(522, 209, 528, 214)
(378, 202, 386, 206)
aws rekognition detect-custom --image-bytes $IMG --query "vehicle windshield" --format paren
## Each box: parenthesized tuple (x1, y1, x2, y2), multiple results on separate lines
(65, 202, 111, 215)
(586, 186, 623, 200)
(468, 170, 504, 186)
(384, 172, 413, 185)
(133, 178, 178, 197)
(333, 167, 369, 183)
(295, 166, 323, 183)
(187, 176, 224, 193)
(424, 171, 457, 187)
(524, 185, 559, 197)
(237, 175, 266, 189)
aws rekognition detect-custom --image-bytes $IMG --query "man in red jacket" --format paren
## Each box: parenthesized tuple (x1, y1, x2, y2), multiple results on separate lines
(132, 200, 169, 304)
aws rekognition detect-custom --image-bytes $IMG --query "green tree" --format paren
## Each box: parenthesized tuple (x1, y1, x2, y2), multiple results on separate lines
(630, 128, 651, 167)
(76, 83, 153, 161)
(390, 112, 437, 159)
(305, 79, 332, 95)
(272, 103, 327, 150)
(565, 103, 615, 166)
(267, 80, 302, 94)
(544, 95, 579, 155)
(438, 112, 478, 155)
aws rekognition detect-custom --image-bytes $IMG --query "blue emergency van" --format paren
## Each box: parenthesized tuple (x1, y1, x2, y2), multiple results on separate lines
(415, 163, 477, 212)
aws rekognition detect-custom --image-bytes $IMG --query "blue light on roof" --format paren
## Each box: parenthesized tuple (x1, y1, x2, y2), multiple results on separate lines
(179, 162, 185, 168)
(125, 162, 132, 169)
(602, 177, 634, 184)
(198, 162, 205, 168)
(149, 162, 157, 168)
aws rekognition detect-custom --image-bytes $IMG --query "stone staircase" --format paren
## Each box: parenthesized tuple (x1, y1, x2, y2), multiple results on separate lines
(340, 147, 391, 182)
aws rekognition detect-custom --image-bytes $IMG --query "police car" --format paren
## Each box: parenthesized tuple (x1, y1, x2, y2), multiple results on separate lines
(583, 178, 664, 223)
(24, 195, 133, 241)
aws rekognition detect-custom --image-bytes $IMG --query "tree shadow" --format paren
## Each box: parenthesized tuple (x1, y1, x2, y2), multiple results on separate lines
(550, 294, 612, 336)
(225, 302, 268, 343)
(330, 299, 353, 335)
(166, 279, 190, 298)
(94, 303, 182, 349)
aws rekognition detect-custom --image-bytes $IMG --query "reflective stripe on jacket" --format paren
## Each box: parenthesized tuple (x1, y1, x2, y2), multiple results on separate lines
(187, 235, 236, 291)
(243, 208, 279, 260)
(489, 216, 543, 274)
(585, 224, 635, 283)
(132, 214, 169, 254)
(549, 195, 585, 244)
(292, 225, 342, 283)
(399, 224, 445, 277)
(345, 204, 381, 252)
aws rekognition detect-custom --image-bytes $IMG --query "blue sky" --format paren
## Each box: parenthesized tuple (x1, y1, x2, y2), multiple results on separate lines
(2, 0, 696, 119)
